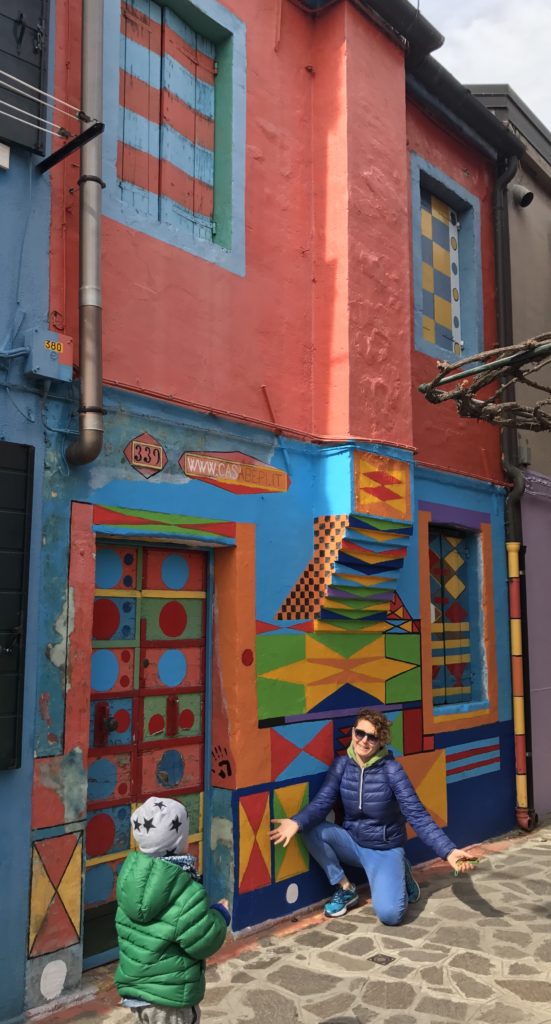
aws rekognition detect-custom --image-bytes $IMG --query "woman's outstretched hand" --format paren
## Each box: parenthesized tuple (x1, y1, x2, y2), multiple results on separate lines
(447, 848, 479, 873)
(270, 818, 299, 847)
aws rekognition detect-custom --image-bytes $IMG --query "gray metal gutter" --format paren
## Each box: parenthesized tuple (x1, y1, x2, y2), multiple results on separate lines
(407, 57, 525, 162)
(66, 0, 104, 466)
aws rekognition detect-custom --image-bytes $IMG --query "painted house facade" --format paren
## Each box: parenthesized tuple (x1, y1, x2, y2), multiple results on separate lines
(0, 1, 526, 1019)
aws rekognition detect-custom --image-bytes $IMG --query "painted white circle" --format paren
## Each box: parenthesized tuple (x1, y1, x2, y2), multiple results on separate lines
(286, 883, 299, 904)
(40, 959, 68, 1000)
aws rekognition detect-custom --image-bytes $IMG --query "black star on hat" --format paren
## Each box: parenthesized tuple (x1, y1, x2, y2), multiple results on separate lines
(133, 817, 142, 832)
(154, 801, 166, 810)
(169, 816, 182, 832)
(143, 817, 155, 833)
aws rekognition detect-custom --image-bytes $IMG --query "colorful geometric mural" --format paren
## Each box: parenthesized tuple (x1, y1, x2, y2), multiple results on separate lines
(29, 833, 83, 957)
(257, 628, 421, 721)
(92, 505, 236, 545)
(238, 792, 271, 893)
(445, 736, 501, 784)
(277, 516, 348, 619)
(272, 783, 309, 881)
(278, 512, 413, 625)
(354, 451, 412, 521)
(401, 749, 448, 840)
(270, 721, 333, 780)
(429, 528, 473, 705)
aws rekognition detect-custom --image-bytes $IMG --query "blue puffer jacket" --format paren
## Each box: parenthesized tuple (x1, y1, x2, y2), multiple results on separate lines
(293, 750, 455, 860)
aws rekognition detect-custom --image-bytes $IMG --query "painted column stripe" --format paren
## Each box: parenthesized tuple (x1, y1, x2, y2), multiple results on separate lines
(506, 541, 528, 813)
(514, 734, 527, 773)
(513, 694, 525, 734)
(511, 656, 524, 697)
(510, 618, 522, 657)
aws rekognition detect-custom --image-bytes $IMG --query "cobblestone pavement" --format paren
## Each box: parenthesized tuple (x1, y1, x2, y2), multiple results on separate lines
(33, 819, 551, 1024)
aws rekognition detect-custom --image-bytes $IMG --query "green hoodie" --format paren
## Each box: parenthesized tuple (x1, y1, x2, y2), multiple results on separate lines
(347, 742, 389, 770)
(115, 851, 227, 1008)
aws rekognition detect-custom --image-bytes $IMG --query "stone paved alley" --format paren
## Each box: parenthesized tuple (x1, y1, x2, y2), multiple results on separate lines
(33, 819, 551, 1024)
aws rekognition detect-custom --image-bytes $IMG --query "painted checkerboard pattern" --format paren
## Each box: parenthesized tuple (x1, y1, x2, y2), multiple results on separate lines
(429, 529, 473, 706)
(85, 544, 207, 912)
(118, 0, 215, 239)
(277, 515, 348, 619)
(421, 189, 462, 354)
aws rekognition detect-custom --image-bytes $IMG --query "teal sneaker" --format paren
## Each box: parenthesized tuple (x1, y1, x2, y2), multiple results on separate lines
(324, 884, 359, 918)
(405, 860, 420, 904)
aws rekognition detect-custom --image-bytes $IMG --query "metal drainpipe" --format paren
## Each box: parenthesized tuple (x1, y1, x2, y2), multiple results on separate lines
(66, 0, 104, 466)
(494, 155, 537, 831)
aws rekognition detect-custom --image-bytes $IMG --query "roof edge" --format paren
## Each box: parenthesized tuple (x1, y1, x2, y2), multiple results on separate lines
(408, 57, 525, 161)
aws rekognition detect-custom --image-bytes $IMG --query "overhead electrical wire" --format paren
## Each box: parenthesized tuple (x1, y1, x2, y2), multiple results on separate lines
(0, 67, 95, 141)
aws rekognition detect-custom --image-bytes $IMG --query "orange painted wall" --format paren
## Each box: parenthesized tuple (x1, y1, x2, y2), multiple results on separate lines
(406, 102, 504, 482)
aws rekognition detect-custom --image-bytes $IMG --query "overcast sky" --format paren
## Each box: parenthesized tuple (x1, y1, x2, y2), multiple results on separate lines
(418, 0, 551, 129)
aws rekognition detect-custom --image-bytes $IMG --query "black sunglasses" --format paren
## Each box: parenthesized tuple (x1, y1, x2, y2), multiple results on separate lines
(354, 727, 379, 742)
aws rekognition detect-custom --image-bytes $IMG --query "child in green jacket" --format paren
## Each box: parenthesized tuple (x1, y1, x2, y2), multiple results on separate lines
(115, 796, 230, 1024)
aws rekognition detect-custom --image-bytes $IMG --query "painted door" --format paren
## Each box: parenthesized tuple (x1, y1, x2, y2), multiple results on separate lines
(84, 544, 208, 965)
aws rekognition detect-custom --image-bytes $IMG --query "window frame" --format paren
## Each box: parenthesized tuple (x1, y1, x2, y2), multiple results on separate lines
(411, 154, 483, 362)
(418, 504, 498, 735)
(428, 523, 484, 709)
(103, 0, 246, 276)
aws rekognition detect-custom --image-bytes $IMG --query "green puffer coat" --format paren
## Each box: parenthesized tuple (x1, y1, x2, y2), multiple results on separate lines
(115, 851, 228, 1007)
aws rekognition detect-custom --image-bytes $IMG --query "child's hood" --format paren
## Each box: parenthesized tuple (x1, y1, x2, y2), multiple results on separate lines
(117, 850, 192, 924)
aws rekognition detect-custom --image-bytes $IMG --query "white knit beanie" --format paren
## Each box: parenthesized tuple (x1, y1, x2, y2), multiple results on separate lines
(131, 796, 189, 857)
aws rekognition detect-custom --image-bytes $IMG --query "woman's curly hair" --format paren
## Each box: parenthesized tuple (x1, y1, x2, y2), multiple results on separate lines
(353, 708, 391, 746)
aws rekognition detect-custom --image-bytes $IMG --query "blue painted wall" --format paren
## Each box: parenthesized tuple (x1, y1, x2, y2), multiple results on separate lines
(0, 145, 50, 1024)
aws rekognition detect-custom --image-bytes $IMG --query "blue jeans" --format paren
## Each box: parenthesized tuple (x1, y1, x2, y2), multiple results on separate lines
(302, 822, 408, 926)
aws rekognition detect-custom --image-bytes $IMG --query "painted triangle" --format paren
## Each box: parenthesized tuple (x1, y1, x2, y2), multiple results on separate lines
(276, 750, 330, 780)
(239, 841, 271, 894)
(36, 833, 79, 889)
(30, 893, 79, 957)
(271, 731, 300, 779)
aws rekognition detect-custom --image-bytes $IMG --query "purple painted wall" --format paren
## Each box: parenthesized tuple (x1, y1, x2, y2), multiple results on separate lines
(522, 473, 551, 815)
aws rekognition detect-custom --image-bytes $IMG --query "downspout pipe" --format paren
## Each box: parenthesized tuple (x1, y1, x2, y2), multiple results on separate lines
(494, 154, 537, 831)
(66, 0, 104, 466)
